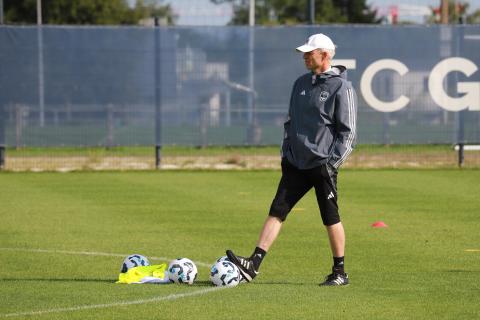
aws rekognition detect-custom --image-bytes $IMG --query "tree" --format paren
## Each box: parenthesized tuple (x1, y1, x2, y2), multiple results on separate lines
(339, 0, 377, 23)
(211, 0, 379, 25)
(4, 0, 175, 25)
(467, 9, 480, 24)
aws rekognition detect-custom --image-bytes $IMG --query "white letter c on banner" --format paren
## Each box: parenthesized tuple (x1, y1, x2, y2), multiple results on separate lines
(360, 59, 410, 112)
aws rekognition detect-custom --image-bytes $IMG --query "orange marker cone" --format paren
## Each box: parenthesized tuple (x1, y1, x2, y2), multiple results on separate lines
(372, 221, 388, 228)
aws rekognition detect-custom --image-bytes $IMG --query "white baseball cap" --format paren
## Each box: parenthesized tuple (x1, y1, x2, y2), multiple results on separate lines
(296, 33, 336, 52)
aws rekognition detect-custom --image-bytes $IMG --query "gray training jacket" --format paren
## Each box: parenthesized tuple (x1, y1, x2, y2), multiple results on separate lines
(281, 65, 357, 170)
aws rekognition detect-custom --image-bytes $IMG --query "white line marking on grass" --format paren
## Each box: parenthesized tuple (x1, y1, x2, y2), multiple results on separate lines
(0, 248, 211, 267)
(465, 249, 480, 252)
(1, 287, 224, 318)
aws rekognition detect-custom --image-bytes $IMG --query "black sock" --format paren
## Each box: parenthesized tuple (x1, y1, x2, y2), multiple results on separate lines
(250, 247, 267, 271)
(333, 256, 345, 274)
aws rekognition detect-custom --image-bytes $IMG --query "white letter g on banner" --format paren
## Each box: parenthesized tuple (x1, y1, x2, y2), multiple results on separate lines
(428, 57, 480, 111)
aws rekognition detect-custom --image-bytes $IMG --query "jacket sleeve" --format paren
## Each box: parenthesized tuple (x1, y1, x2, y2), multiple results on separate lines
(328, 82, 357, 169)
(280, 79, 298, 158)
(284, 78, 300, 139)
(287, 78, 299, 120)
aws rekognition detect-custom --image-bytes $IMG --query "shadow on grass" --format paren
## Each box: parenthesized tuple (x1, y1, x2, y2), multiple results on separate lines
(251, 281, 317, 286)
(0, 278, 115, 283)
(0, 279, 225, 287)
(195, 280, 318, 286)
(191, 280, 215, 287)
(0, 279, 322, 286)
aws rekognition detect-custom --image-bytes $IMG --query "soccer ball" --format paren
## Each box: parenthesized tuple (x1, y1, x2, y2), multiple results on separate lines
(120, 254, 150, 273)
(210, 260, 241, 287)
(216, 255, 230, 263)
(168, 258, 198, 285)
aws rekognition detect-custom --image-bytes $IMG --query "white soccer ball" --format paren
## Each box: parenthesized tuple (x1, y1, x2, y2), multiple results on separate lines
(216, 255, 230, 263)
(120, 254, 150, 273)
(210, 260, 241, 287)
(168, 258, 198, 285)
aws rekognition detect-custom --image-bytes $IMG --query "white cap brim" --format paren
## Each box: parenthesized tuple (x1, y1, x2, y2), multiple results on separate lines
(295, 44, 316, 52)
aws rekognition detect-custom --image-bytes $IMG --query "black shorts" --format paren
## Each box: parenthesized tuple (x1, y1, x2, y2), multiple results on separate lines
(269, 158, 340, 226)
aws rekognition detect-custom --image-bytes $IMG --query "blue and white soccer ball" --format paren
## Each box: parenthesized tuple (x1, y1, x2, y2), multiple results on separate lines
(210, 260, 241, 287)
(168, 258, 198, 285)
(214, 256, 246, 283)
(216, 255, 230, 263)
(120, 254, 150, 273)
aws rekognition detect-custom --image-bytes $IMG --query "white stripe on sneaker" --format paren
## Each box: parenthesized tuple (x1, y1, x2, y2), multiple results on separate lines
(239, 269, 253, 282)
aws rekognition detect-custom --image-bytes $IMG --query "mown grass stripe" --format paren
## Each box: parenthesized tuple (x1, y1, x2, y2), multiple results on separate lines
(0, 247, 211, 267)
(2, 287, 224, 318)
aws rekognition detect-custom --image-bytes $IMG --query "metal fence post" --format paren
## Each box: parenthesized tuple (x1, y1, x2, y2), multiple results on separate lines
(37, 0, 45, 127)
(0, 102, 5, 169)
(0, 0, 4, 25)
(383, 113, 390, 145)
(0, 145, 4, 169)
(309, 0, 315, 24)
(458, 143, 464, 167)
(456, 17, 466, 168)
(154, 17, 162, 169)
(246, 1, 258, 145)
(200, 104, 208, 148)
(457, 110, 465, 167)
(15, 104, 23, 149)
(106, 104, 114, 149)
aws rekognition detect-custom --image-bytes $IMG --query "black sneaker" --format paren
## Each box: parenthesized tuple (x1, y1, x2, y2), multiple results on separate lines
(319, 272, 349, 286)
(226, 250, 258, 282)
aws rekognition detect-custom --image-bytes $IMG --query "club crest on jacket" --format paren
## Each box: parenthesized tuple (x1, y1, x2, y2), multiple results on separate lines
(319, 91, 329, 101)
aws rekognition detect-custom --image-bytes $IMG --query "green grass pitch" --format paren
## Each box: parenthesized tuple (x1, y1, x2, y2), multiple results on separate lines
(0, 169, 479, 319)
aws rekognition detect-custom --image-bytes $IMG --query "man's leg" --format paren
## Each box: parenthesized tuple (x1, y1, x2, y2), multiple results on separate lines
(256, 216, 283, 251)
(326, 221, 345, 258)
(326, 221, 348, 281)
(311, 165, 349, 285)
(226, 216, 283, 283)
(227, 158, 310, 282)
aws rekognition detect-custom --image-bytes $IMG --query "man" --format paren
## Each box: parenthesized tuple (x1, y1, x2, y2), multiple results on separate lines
(226, 33, 357, 286)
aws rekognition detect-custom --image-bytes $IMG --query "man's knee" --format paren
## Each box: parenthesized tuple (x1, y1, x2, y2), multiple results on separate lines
(268, 202, 289, 222)
(321, 211, 341, 226)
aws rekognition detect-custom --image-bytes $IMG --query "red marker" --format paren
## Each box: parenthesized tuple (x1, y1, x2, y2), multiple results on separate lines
(372, 221, 388, 228)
